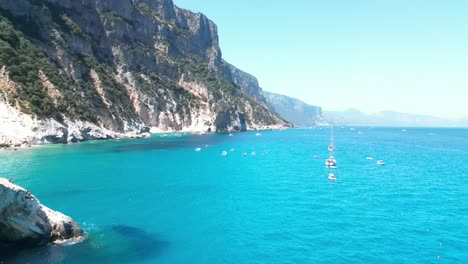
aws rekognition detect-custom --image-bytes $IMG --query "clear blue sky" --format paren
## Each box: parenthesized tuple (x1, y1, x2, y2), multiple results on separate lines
(173, 0, 468, 119)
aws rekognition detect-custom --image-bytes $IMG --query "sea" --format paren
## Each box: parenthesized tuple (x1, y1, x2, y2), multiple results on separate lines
(0, 127, 467, 264)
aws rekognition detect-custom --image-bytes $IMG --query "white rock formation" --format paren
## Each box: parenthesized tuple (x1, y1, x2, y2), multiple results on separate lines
(0, 178, 83, 246)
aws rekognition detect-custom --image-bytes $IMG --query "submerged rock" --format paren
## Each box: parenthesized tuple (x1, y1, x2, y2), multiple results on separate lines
(0, 178, 83, 248)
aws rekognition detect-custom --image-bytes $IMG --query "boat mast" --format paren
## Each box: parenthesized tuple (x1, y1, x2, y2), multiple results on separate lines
(328, 126, 335, 156)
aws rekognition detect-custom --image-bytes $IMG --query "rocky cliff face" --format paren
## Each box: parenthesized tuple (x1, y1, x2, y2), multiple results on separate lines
(264, 91, 327, 127)
(0, 178, 83, 247)
(0, 0, 286, 145)
(224, 61, 268, 105)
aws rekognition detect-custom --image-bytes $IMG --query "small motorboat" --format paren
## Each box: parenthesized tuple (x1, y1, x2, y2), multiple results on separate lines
(195, 147, 201, 152)
(251, 151, 256, 156)
(230, 148, 236, 152)
(242, 152, 247, 156)
(366, 157, 373, 160)
(221, 151, 227, 156)
(256, 133, 262, 136)
(325, 156, 337, 167)
(228, 133, 233, 137)
(328, 173, 336, 181)
(377, 160, 385, 165)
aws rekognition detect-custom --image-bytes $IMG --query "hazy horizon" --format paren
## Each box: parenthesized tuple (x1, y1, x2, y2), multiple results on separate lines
(265, 90, 467, 121)
(174, 0, 468, 119)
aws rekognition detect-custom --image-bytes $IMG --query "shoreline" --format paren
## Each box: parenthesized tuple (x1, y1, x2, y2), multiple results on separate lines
(1, 101, 291, 149)
(0, 125, 291, 151)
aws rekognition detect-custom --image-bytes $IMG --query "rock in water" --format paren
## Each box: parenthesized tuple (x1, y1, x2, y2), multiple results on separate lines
(0, 178, 83, 247)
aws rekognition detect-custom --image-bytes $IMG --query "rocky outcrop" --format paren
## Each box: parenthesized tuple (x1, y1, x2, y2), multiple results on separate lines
(0, 102, 149, 147)
(0, 0, 287, 145)
(0, 178, 83, 247)
(264, 91, 327, 127)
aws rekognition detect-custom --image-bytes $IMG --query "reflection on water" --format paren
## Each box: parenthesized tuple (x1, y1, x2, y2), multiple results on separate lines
(3, 225, 169, 264)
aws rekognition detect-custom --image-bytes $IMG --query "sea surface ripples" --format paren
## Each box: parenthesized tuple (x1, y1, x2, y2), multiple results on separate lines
(0, 127, 467, 263)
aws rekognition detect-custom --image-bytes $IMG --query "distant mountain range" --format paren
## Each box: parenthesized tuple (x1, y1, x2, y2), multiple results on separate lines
(262, 90, 467, 127)
(324, 109, 468, 127)
(263, 91, 327, 126)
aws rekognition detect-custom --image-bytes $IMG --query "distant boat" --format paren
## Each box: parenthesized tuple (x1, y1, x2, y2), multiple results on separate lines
(325, 126, 337, 168)
(230, 148, 236, 152)
(366, 157, 373, 160)
(228, 133, 234, 137)
(377, 160, 385, 165)
(256, 133, 262, 136)
(251, 151, 256, 156)
(325, 156, 337, 168)
(221, 151, 227, 156)
(328, 173, 336, 181)
(195, 147, 201, 152)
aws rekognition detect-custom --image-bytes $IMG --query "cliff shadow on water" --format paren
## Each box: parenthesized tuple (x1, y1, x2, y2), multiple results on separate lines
(1, 225, 169, 264)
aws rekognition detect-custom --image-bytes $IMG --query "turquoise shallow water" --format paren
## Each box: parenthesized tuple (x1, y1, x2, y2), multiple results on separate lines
(0, 127, 467, 263)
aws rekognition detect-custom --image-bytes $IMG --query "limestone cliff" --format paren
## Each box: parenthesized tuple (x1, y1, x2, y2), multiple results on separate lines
(0, 178, 83, 247)
(264, 91, 327, 127)
(224, 61, 268, 106)
(0, 0, 287, 145)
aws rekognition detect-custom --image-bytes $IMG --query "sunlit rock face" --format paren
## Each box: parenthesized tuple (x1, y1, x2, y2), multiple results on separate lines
(0, 0, 287, 145)
(0, 178, 83, 247)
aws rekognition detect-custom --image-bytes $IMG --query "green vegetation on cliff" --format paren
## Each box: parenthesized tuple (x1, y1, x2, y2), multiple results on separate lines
(0, 0, 286, 133)
(0, 16, 98, 121)
(178, 55, 281, 125)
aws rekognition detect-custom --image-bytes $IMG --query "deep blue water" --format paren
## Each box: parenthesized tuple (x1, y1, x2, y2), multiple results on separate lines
(0, 127, 467, 263)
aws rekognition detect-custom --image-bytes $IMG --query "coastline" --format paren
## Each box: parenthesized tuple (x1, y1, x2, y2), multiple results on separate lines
(0, 101, 290, 150)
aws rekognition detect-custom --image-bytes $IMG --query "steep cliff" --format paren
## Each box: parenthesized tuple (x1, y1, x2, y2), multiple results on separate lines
(0, 0, 286, 145)
(264, 91, 327, 127)
(224, 61, 268, 105)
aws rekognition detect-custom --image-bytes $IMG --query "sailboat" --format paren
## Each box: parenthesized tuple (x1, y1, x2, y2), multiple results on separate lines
(325, 126, 337, 168)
